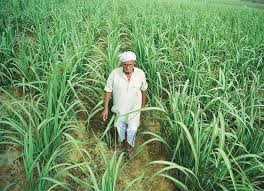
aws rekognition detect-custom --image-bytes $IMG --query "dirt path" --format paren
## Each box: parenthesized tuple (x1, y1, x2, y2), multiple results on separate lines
(83, 114, 175, 191)
(116, 122, 175, 191)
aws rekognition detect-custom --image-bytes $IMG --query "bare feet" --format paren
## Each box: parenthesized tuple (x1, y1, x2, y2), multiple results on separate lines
(127, 145, 135, 159)
(122, 140, 129, 150)
(122, 140, 135, 159)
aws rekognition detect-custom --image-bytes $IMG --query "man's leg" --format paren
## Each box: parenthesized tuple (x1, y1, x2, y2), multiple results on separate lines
(127, 125, 137, 147)
(126, 124, 138, 158)
(116, 121, 126, 143)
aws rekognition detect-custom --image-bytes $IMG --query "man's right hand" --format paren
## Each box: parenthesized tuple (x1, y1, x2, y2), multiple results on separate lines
(101, 108, 108, 122)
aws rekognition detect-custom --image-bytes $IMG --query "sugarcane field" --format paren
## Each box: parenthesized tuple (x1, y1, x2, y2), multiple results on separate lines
(0, 0, 264, 190)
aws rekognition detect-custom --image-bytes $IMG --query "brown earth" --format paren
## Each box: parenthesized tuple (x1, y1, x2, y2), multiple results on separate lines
(116, 122, 175, 191)
(0, 98, 175, 190)
(85, 114, 175, 191)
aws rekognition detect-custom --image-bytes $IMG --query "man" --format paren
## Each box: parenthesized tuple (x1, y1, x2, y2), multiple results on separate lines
(101, 51, 148, 158)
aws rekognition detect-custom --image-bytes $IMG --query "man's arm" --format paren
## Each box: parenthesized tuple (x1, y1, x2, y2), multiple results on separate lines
(102, 92, 112, 121)
(102, 70, 114, 122)
(141, 90, 147, 109)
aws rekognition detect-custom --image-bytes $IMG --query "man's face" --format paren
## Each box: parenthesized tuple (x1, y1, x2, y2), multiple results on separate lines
(122, 60, 135, 74)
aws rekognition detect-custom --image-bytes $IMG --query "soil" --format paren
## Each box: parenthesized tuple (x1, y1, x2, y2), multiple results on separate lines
(116, 122, 175, 191)
(85, 114, 175, 191)
(0, 98, 175, 190)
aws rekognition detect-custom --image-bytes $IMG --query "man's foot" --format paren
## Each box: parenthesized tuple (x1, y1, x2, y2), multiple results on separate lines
(122, 140, 129, 150)
(127, 145, 135, 159)
(122, 140, 135, 159)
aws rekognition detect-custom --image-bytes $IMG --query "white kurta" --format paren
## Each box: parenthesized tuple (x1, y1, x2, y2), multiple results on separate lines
(104, 67, 148, 127)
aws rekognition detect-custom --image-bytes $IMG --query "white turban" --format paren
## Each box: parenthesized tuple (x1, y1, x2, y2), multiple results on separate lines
(119, 51, 136, 63)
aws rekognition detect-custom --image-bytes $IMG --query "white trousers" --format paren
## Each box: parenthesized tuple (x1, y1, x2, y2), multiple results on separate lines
(115, 121, 138, 147)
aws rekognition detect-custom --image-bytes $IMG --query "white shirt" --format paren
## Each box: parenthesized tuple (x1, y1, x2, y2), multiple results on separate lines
(104, 67, 148, 127)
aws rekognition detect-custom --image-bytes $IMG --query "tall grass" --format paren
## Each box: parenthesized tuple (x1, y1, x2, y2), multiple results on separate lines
(0, 0, 263, 190)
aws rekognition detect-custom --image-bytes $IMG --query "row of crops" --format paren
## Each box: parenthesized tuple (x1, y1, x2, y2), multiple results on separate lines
(0, 0, 263, 190)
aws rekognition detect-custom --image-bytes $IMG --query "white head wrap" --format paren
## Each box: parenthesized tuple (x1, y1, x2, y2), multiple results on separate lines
(118, 51, 136, 63)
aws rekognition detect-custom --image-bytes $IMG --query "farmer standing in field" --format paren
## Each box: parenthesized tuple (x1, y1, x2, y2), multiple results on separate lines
(101, 51, 148, 159)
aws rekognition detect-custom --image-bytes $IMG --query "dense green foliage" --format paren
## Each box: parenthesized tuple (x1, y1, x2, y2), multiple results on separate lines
(0, 0, 263, 190)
